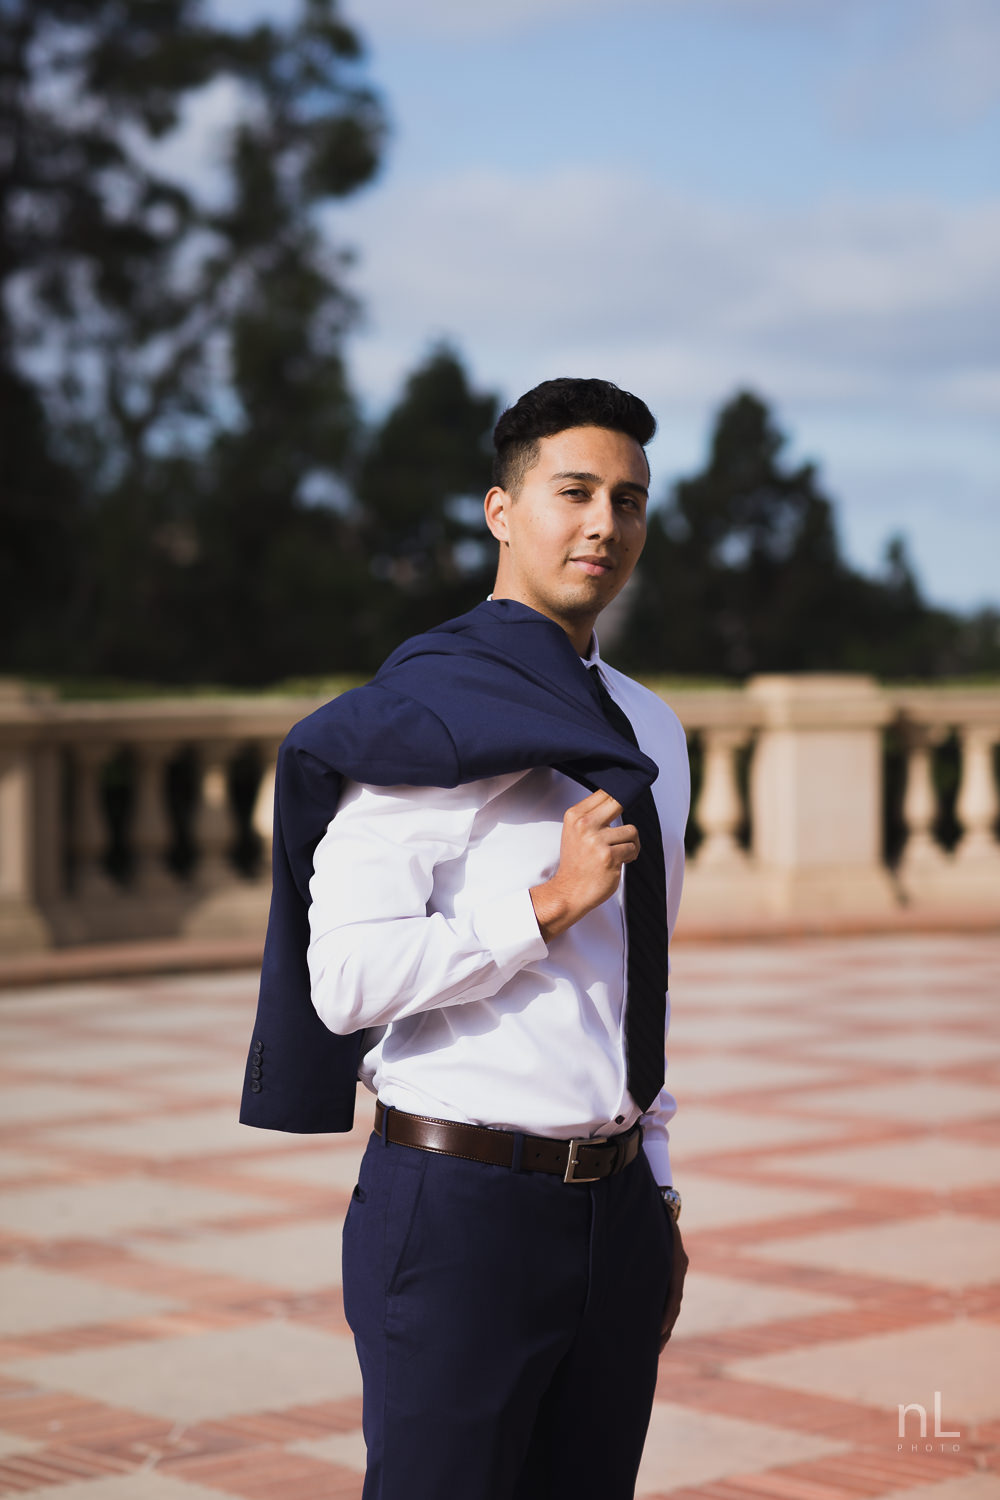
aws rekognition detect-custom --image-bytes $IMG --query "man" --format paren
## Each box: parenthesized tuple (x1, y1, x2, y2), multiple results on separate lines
(241, 378, 689, 1500)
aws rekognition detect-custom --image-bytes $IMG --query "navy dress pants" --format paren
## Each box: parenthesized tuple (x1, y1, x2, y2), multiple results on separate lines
(342, 1129, 673, 1500)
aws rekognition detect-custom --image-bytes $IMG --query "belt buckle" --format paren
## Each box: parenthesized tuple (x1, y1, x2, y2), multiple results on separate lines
(563, 1137, 604, 1184)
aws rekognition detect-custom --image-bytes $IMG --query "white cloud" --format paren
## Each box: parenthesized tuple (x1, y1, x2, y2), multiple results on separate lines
(334, 166, 1000, 418)
(333, 162, 1000, 610)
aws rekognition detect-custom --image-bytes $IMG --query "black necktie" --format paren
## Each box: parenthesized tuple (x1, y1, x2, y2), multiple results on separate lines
(588, 667, 668, 1111)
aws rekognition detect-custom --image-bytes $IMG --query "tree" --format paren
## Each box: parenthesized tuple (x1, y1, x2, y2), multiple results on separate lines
(0, 0, 385, 679)
(620, 391, 981, 679)
(622, 392, 849, 674)
(0, 366, 82, 670)
(353, 345, 500, 665)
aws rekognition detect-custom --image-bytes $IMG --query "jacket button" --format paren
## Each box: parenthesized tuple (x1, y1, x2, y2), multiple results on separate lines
(250, 1080, 262, 1093)
(253, 1040, 264, 1053)
(251, 1065, 262, 1080)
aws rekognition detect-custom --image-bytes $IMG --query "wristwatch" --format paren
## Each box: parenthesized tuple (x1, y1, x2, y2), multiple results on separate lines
(658, 1186, 682, 1222)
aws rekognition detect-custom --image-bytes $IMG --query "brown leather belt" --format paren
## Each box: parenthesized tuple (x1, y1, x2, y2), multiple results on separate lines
(373, 1101, 642, 1184)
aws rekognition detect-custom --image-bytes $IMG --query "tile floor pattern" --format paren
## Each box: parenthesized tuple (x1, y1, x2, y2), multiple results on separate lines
(0, 934, 997, 1499)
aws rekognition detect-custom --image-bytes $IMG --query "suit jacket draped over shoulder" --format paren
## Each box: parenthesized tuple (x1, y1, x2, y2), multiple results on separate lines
(239, 599, 659, 1133)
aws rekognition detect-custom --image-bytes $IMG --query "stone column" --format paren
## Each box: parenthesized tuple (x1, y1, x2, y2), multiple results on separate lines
(746, 675, 897, 918)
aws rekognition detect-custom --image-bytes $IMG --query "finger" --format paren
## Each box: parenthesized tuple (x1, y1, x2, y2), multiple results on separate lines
(604, 824, 639, 847)
(608, 840, 640, 867)
(572, 789, 617, 812)
(582, 798, 626, 828)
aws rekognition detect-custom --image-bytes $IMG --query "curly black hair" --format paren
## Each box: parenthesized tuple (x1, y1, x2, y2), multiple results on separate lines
(492, 377, 656, 493)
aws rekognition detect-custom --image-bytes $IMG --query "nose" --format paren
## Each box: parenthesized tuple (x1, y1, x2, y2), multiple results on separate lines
(583, 491, 619, 540)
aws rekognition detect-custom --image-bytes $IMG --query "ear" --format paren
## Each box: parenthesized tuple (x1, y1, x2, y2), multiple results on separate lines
(484, 486, 511, 544)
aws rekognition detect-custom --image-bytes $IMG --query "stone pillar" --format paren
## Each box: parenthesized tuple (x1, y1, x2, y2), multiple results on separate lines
(0, 746, 54, 952)
(746, 675, 897, 918)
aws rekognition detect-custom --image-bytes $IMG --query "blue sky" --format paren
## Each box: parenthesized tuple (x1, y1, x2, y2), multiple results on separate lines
(204, 0, 999, 610)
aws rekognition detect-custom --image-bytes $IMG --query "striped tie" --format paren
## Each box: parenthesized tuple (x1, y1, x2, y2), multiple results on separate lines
(589, 667, 668, 1111)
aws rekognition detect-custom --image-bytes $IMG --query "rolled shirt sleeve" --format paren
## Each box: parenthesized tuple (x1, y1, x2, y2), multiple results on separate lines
(639, 1093, 675, 1188)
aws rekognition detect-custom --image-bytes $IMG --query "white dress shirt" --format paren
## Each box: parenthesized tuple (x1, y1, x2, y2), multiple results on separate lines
(307, 637, 689, 1185)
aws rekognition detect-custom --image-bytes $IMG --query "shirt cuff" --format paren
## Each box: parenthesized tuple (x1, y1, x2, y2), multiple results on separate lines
(641, 1132, 673, 1189)
(471, 887, 549, 978)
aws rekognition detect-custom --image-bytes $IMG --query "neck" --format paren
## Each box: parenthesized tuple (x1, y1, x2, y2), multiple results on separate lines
(490, 586, 596, 657)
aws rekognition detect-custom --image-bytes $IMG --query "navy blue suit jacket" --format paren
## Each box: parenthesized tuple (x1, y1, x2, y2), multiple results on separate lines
(239, 599, 660, 1133)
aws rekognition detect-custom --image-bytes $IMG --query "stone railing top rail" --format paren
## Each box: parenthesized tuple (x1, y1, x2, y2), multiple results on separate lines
(1, 676, 999, 745)
(889, 685, 1000, 731)
(0, 684, 325, 746)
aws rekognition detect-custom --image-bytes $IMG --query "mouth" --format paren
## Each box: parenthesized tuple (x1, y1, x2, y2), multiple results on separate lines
(570, 556, 616, 578)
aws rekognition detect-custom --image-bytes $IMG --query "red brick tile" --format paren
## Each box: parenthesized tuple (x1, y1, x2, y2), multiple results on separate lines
(0, 1448, 134, 1493)
(1, 941, 996, 1497)
(187, 1396, 364, 1446)
(167, 1443, 361, 1498)
(652, 1375, 893, 1445)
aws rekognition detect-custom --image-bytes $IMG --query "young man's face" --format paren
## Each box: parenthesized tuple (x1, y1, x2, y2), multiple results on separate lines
(484, 424, 649, 654)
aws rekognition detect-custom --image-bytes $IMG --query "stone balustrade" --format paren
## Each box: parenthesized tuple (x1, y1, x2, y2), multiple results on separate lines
(1, 674, 998, 956)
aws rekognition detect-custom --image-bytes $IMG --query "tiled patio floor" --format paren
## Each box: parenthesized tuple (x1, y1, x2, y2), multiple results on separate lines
(0, 933, 998, 1499)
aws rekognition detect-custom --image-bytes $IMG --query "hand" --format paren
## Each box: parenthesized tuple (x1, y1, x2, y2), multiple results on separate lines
(530, 790, 639, 941)
(659, 1216, 688, 1350)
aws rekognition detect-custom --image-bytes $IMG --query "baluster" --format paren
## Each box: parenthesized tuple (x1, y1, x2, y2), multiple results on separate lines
(73, 742, 118, 899)
(132, 741, 178, 895)
(898, 726, 950, 874)
(193, 740, 236, 890)
(955, 727, 1000, 864)
(695, 728, 749, 868)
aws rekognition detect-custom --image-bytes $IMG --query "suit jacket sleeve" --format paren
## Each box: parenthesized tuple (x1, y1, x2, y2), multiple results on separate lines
(239, 690, 464, 1132)
(239, 740, 363, 1132)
